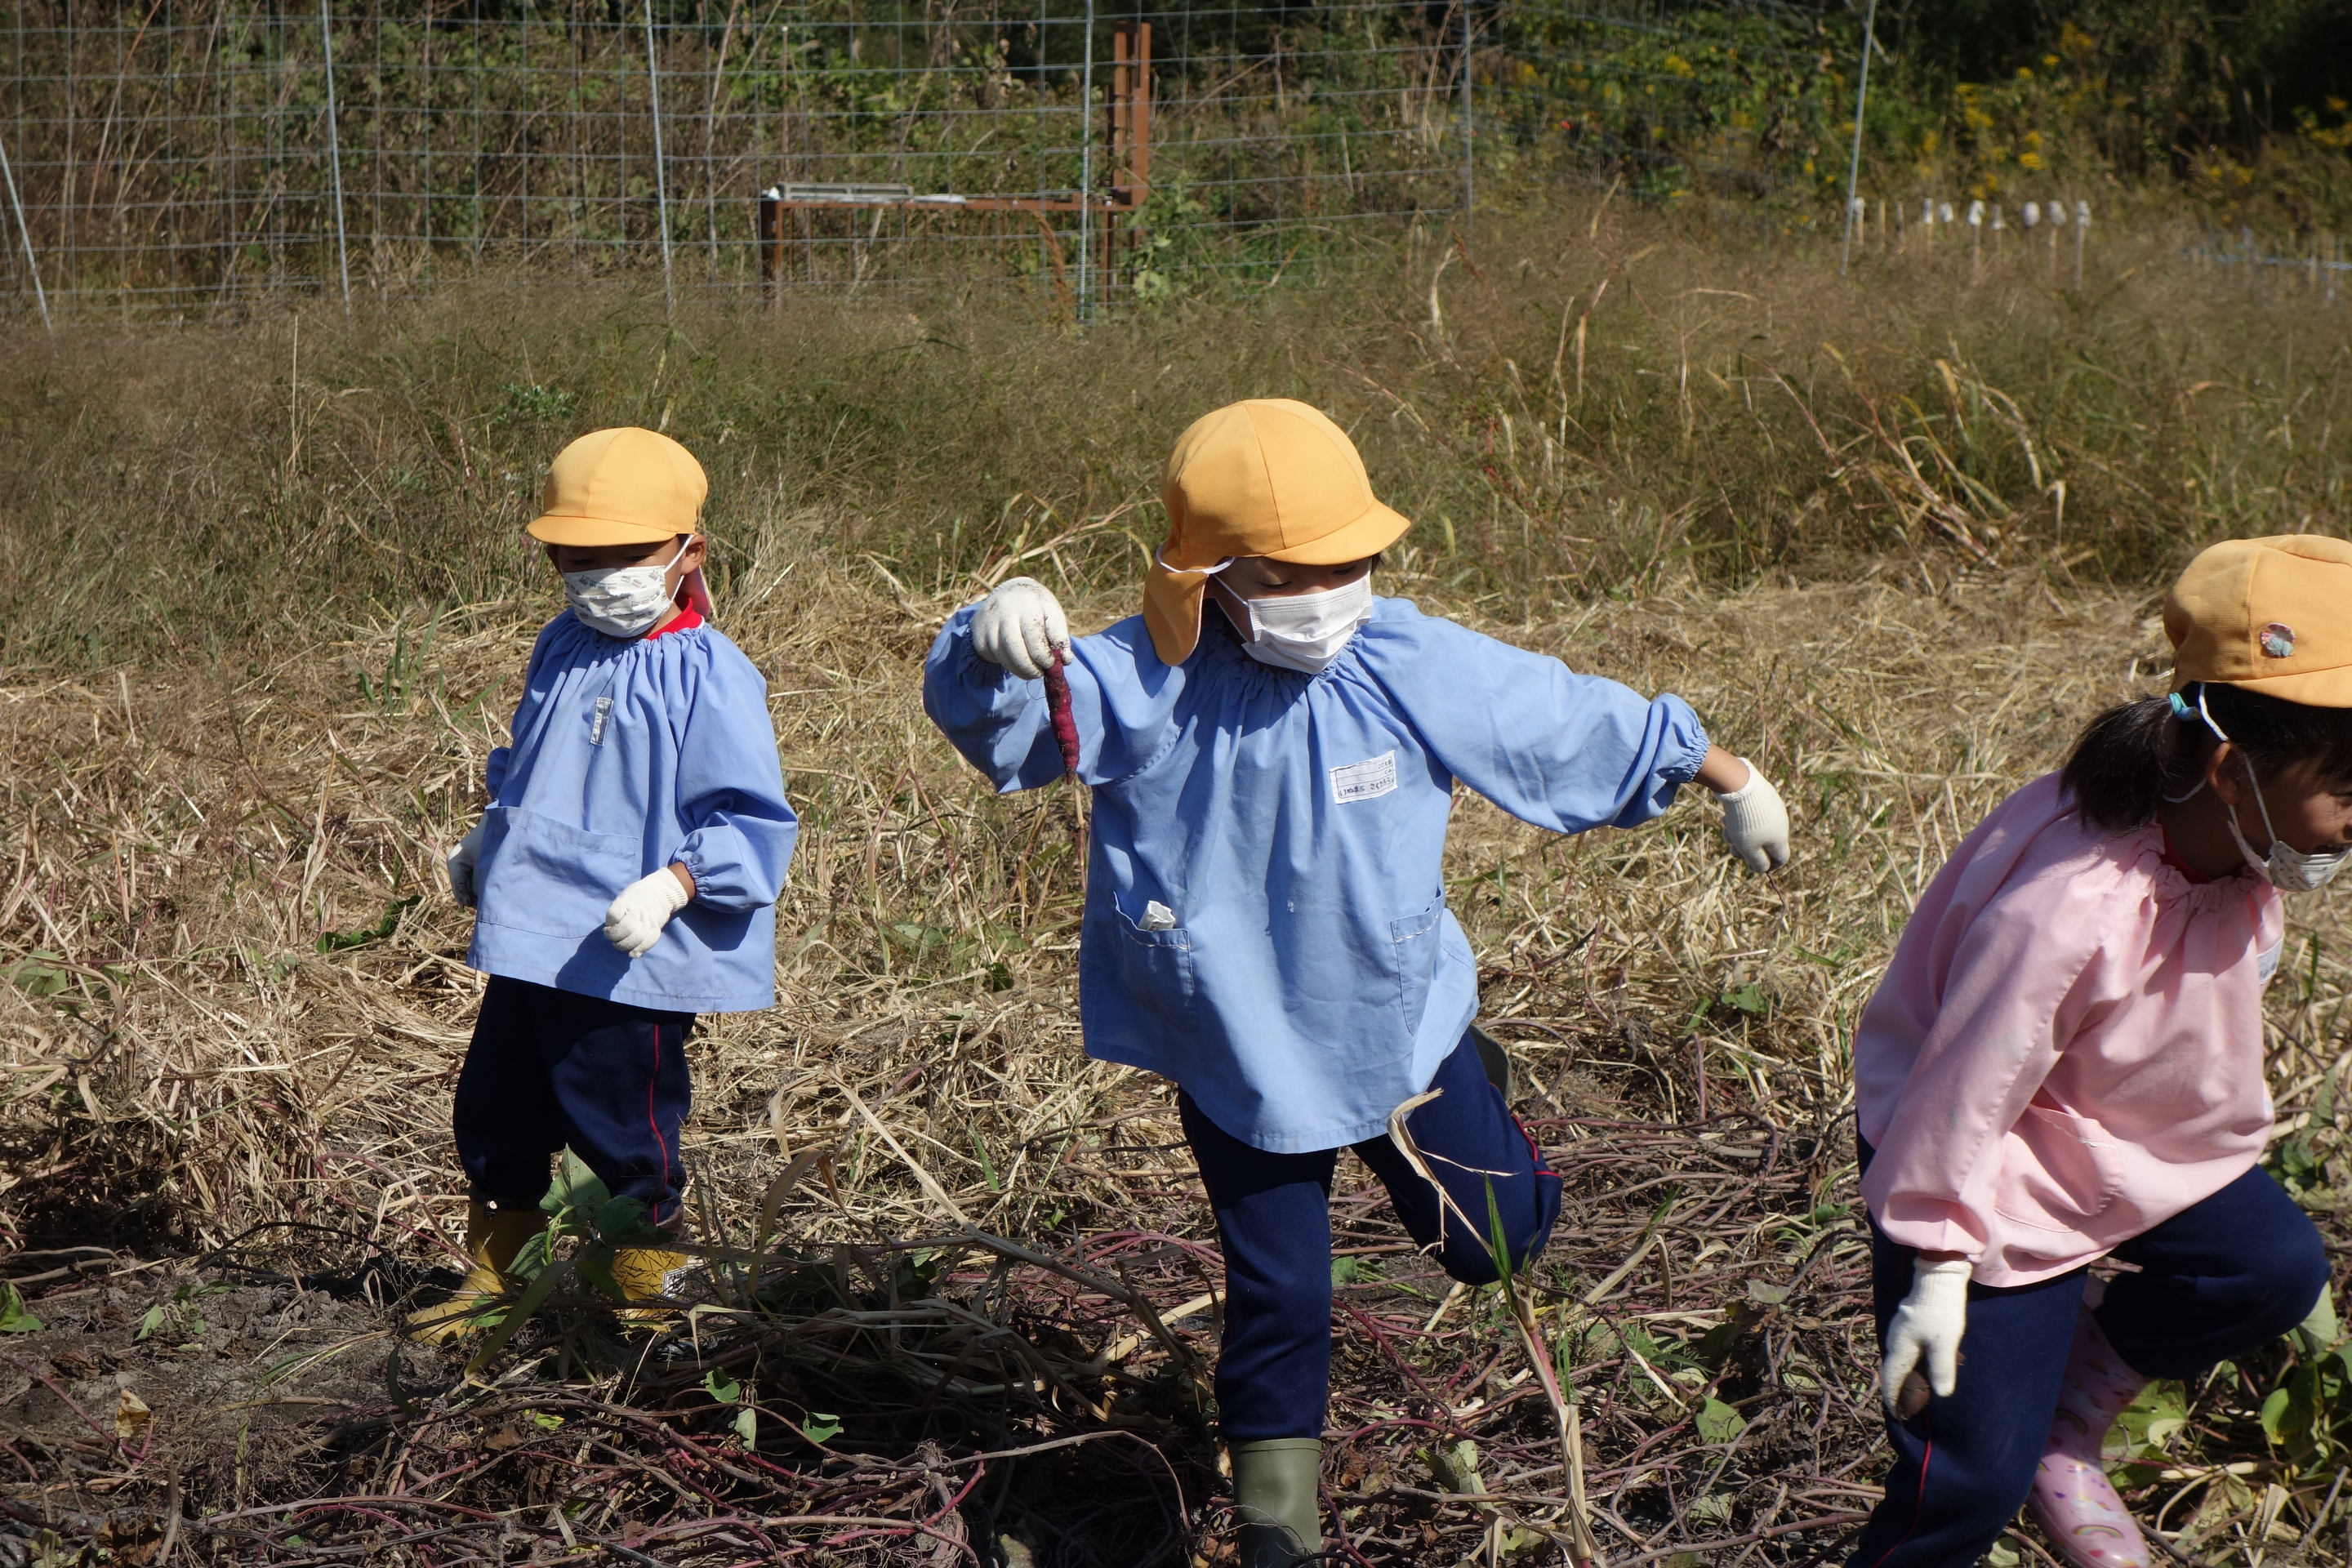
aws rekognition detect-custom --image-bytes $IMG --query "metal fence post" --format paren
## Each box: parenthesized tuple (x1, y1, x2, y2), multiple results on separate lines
(320, 0, 351, 310)
(644, 0, 675, 319)
(1838, 0, 1876, 278)
(1461, 0, 1472, 231)
(1078, 0, 1096, 324)
(0, 124, 50, 334)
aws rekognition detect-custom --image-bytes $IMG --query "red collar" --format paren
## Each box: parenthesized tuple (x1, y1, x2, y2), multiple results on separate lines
(2159, 825, 2216, 884)
(644, 606, 704, 641)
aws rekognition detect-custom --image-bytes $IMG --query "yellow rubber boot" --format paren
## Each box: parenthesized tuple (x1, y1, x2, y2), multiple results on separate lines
(609, 1241, 692, 1329)
(404, 1202, 549, 1345)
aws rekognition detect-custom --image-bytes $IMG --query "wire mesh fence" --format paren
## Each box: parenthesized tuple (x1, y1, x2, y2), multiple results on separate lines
(0, 0, 1858, 321)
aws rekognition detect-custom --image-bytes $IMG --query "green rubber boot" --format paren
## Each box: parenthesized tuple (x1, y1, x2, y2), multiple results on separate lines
(1469, 1022, 1516, 1102)
(1232, 1439, 1323, 1568)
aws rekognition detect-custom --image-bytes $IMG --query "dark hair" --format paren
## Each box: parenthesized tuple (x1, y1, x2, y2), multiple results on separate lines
(2062, 684, 2352, 831)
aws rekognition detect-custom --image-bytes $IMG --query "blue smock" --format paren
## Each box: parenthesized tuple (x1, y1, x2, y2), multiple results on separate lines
(924, 596, 1709, 1152)
(468, 611, 796, 1013)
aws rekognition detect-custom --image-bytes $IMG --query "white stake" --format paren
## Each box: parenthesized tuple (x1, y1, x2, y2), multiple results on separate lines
(0, 123, 47, 334)
(320, 0, 351, 310)
(1838, 0, 1878, 278)
(644, 0, 675, 320)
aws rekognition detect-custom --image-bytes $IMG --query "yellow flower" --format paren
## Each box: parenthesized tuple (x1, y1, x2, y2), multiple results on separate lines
(2019, 151, 2045, 169)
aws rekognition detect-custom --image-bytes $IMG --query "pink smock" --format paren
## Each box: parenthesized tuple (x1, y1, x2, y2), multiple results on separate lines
(1855, 773, 2285, 1287)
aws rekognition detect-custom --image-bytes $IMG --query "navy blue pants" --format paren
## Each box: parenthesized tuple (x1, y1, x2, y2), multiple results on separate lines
(1851, 1138, 2329, 1568)
(453, 976, 697, 1224)
(1180, 1031, 1562, 1442)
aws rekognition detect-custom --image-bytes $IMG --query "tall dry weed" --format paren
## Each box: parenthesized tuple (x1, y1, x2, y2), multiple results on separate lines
(5, 196, 2352, 1561)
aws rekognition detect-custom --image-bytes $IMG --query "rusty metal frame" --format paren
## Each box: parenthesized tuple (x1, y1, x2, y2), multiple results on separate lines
(758, 24, 1149, 309)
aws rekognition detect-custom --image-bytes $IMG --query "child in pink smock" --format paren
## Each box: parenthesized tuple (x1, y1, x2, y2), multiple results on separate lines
(1851, 536, 2352, 1568)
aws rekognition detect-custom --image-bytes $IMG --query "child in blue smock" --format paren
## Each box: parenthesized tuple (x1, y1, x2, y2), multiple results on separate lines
(923, 399, 1789, 1566)
(408, 426, 797, 1342)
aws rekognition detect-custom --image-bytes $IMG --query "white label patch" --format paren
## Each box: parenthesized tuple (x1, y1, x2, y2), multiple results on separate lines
(1330, 751, 1398, 804)
(2258, 940, 2283, 983)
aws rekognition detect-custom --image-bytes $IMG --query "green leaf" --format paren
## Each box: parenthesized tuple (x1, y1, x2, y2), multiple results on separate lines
(5, 953, 71, 998)
(0, 1282, 41, 1333)
(545, 1152, 608, 1217)
(703, 1370, 742, 1405)
(314, 895, 421, 954)
(508, 1228, 557, 1282)
(1717, 982, 1769, 1017)
(2111, 1380, 2189, 1459)
(732, 1407, 758, 1446)
(801, 1412, 842, 1444)
(1695, 1396, 1748, 1443)
(461, 1260, 574, 1379)
(1426, 1439, 1486, 1494)
(2298, 1289, 2343, 1353)
(2261, 1386, 2292, 1446)
(576, 1245, 623, 1303)
(594, 1195, 660, 1244)
(136, 1304, 167, 1341)
(1483, 1178, 1513, 1292)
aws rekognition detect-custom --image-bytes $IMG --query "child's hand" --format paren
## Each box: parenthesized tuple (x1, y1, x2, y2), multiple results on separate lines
(1880, 1256, 1971, 1414)
(604, 867, 693, 958)
(447, 820, 488, 907)
(1714, 760, 1791, 873)
(970, 577, 1070, 680)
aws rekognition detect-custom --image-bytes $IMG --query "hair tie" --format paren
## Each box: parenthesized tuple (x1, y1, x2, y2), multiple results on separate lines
(2168, 689, 2197, 720)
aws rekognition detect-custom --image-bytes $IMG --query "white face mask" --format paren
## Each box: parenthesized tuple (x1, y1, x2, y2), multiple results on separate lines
(2184, 688, 2352, 892)
(1220, 574, 1375, 675)
(563, 535, 694, 639)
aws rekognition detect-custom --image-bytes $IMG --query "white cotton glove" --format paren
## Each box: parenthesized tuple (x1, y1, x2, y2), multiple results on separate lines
(446, 820, 488, 908)
(1880, 1257, 1971, 1414)
(603, 869, 693, 959)
(969, 577, 1071, 681)
(1715, 759, 1791, 873)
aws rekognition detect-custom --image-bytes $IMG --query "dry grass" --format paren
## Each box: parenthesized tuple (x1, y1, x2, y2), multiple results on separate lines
(4, 195, 2350, 675)
(13, 537, 2352, 1564)
(5, 202, 2352, 1565)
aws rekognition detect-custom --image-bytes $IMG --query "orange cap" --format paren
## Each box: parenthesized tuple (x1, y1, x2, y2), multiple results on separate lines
(1141, 399, 1411, 665)
(526, 427, 707, 546)
(2167, 534, 2352, 706)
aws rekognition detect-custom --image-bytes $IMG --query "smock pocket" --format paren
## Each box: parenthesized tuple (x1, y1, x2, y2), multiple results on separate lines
(1993, 1103, 2126, 1233)
(1101, 902, 1198, 1034)
(474, 805, 641, 940)
(1391, 898, 1445, 1036)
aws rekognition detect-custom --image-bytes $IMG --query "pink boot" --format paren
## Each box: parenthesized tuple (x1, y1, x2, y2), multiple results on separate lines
(2028, 1308, 2152, 1567)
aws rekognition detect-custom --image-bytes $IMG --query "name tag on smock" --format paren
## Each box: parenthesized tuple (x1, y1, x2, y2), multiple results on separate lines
(1330, 751, 1398, 804)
